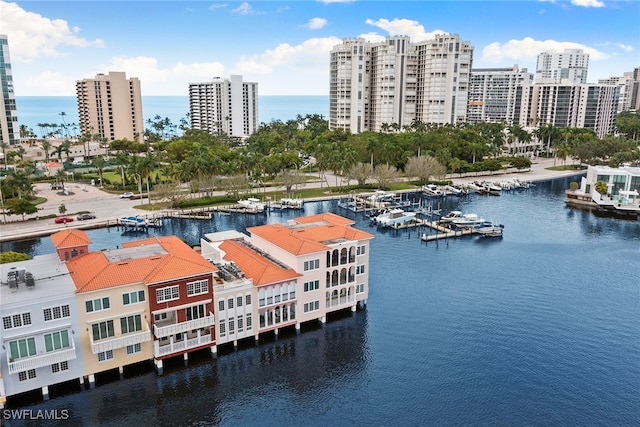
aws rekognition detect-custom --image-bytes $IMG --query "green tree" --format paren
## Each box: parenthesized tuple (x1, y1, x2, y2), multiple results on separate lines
(0, 251, 31, 263)
(58, 203, 67, 215)
(6, 198, 38, 220)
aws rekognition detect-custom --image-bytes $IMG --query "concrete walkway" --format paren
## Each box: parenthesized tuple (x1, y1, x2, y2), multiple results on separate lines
(0, 157, 584, 243)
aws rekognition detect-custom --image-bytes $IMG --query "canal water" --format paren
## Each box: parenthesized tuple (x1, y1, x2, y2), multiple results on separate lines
(3, 176, 640, 426)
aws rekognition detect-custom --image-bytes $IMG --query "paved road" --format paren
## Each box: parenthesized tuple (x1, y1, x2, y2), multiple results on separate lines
(0, 157, 583, 243)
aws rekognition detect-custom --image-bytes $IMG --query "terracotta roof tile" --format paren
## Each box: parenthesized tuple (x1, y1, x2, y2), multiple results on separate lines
(247, 213, 373, 255)
(67, 235, 216, 292)
(219, 240, 300, 286)
(50, 229, 92, 248)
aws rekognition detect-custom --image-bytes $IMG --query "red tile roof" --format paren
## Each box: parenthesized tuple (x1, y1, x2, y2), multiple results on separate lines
(247, 213, 373, 255)
(67, 235, 216, 292)
(50, 229, 92, 248)
(219, 240, 300, 286)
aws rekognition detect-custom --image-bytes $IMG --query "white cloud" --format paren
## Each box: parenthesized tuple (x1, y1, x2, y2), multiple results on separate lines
(481, 37, 607, 63)
(232, 2, 252, 15)
(365, 18, 447, 42)
(0, 1, 104, 63)
(22, 71, 76, 96)
(208, 3, 228, 11)
(615, 43, 634, 52)
(304, 17, 328, 30)
(571, 0, 605, 7)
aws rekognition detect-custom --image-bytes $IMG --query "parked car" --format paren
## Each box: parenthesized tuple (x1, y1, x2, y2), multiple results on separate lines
(54, 216, 74, 224)
(120, 192, 134, 199)
(77, 213, 96, 220)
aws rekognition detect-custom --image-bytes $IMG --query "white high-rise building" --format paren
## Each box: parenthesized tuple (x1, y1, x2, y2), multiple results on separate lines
(0, 34, 20, 146)
(76, 71, 144, 142)
(189, 75, 258, 138)
(516, 83, 619, 138)
(535, 49, 589, 84)
(329, 34, 473, 133)
(467, 65, 533, 124)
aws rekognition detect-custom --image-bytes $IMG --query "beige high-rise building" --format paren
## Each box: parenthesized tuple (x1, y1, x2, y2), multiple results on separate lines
(76, 71, 144, 142)
(329, 34, 473, 133)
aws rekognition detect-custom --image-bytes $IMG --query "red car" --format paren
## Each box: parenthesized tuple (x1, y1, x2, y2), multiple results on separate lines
(54, 216, 74, 224)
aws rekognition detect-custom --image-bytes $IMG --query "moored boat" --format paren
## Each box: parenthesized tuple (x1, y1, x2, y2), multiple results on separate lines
(373, 208, 417, 228)
(237, 197, 266, 213)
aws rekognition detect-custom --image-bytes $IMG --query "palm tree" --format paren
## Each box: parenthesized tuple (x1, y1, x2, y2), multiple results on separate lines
(55, 168, 67, 192)
(40, 140, 52, 163)
(92, 155, 107, 187)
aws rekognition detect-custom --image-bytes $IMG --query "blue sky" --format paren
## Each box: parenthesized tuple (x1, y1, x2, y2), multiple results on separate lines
(2, 0, 639, 96)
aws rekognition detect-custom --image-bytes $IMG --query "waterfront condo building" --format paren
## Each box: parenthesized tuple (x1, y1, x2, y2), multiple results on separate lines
(467, 65, 533, 124)
(248, 213, 373, 323)
(75, 71, 144, 142)
(0, 34, 20, 146)
(535, 49, 589, 84)
(599, 67, 640, 113)
(0, 254, 85, 406)
(189, 75, 259, 138)
(329, 34, 473, 132)
(201, 230, 301, 346)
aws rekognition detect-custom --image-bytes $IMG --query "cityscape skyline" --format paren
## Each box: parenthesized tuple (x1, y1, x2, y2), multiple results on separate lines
(2, 0, 639, 97)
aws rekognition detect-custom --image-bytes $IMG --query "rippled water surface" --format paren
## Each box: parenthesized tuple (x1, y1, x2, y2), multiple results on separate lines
(4, 176, 640, 426)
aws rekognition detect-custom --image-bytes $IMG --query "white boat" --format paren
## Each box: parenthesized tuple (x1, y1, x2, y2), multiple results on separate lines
(443, 185, 465, 196)
(439, 210, 465, 223)
(373, 208, 417, 228)
(480, 182, 502, 196)
(238, 197, 265, 212)
(475, 221, 504, 237)
(119, 216, 163, 228)
(368, 190, 395, 203)
(422, 184, 444, 197)
(280, 198, 304, 209)
(451, 213, 486, 228)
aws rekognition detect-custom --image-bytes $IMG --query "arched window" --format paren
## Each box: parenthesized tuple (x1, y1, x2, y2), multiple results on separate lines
(326, 251, 331, 268)
(331, 270, 339, 287)
(349, 247, 356, 263)
(332, 249, 339, 266)
(340, 248, 348, 264)
(340, 268, 347, 284)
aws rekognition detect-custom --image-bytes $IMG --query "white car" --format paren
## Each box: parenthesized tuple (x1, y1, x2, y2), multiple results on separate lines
(120, 192, 134, 199)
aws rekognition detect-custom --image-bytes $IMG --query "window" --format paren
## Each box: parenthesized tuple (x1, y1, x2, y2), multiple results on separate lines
(18, 369, 37, 381)
(219, 320, 226, 337)
(3, 312, 32, 329)
(9, 338, 37, 360)
(44, 330, 71, 352)
(357, 245, 366, 255)
(43, 305, 71, 322)
(156, 286, 179, 302)
(98, 350, 114, 362)
(120, 315, 142, 334)
(237, 296, 243, 307)
(86, 297, 110, 313)
(356, 265, 365, 275)
(304, 259, 320, 271)
(228, 318, 235, 333)
(218, 299, 225, 311)
(245, 295, 252, 305)
(356, 284, 365, 294)
(123, 290, 145, 306)
(186, 305, 205, 321)
(237, 316, 243, 332)
(126, 343, 142, 355)
(304, 301, 320, 313)
(51, 361, 69, 373)
(154, 312, 168, 322)
(246, 314, 252, 331)
(187, 279, 208, 296)
(304, 280, 320, 292)
(228, 298, 234, 309)
(92, 320, 115, 341)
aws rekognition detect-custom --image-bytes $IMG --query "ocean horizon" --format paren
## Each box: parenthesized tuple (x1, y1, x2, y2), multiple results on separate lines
(16, 95, 329, 136)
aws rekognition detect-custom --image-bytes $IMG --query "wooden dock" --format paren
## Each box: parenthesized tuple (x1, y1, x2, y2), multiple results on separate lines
(420, 220, 478, 241)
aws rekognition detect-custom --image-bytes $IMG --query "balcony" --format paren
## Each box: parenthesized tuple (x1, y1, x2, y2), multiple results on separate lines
(90, 323, 152, 354)
(153, 313, 215, 338)
(7, 344, 77, 375)
(154, 331, 214, 358)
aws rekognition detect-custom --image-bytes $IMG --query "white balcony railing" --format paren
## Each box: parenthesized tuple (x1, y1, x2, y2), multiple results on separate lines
(153, 313, 215, 338)
(8, 345, 77, 375)
(90, 324, 152, 354)
(153, 333, 214, 358)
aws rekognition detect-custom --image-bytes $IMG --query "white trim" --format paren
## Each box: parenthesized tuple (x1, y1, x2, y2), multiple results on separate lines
(3, 323, 73, 341)
(152, 299, 212, 315)
(85, 309, 145, 325)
